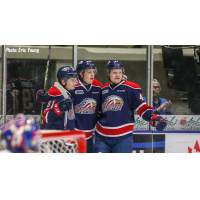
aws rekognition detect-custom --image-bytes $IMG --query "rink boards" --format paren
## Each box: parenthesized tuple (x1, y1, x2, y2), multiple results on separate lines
(1, 115, 200, 153)
(132, 131, 200, 153)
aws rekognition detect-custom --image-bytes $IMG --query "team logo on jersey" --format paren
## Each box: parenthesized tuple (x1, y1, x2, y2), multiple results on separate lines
(75, 98, 97, 114)
(68, 107, 75, 120)
(102, 95, 124, 113)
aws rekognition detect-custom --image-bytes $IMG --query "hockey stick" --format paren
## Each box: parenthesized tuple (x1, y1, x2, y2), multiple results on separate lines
(54, 82, 69, 99)
(54, 82, 70, 130)
(39, 46, 51, 128)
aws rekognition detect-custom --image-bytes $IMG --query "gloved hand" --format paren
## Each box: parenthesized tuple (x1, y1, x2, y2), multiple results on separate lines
(150, 114, 167, 132)
(36, 89, 47, 103)
(57, 98, 73, 112)
(122, 74, 128, 81)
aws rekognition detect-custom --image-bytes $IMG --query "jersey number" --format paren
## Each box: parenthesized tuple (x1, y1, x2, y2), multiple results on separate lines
(139, 93, 145, 101)
(46, 100, 56, 108)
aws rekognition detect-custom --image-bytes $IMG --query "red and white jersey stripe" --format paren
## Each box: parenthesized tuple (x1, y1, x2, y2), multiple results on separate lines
(96, 81, 154, 139)
(136, 102, 154, 117)
(96, 122, 134, 138)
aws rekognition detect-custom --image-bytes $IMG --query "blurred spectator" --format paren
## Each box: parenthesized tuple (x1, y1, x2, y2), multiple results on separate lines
(153, 79, 173, 115)
(6, 61, 38, 115)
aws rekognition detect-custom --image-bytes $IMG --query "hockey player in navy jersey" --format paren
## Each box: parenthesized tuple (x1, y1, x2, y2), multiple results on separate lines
(36, 61, 101, 153)
(73, 60, 102, 153)
(94, 60, 167, 153)
(40, 66, 78, 131)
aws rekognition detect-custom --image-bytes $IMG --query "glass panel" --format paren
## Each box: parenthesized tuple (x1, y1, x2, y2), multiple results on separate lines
(78, 45, 148, 96)
(153, 45, 200, 153)
(0, 45, 2, 116)
(77, 45, 151, 153)
(2, 45, 73, 125)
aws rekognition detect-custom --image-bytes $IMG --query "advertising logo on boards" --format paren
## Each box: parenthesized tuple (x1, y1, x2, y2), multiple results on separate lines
(188, 140, 200, 153)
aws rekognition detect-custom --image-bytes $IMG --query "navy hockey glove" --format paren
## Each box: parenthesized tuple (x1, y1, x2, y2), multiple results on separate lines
(36, 89, 47, 103)
(57, 98, 73, 112)
(122, 74, 128, 81)
(150, 115, 167, 132)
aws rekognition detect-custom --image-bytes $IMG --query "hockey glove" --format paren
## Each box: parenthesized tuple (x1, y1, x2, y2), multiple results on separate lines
(122, 74, 128, 81)
(36, 89, 47, 103)
(57, 98, 73, 112)
(150, 114, 167, 132)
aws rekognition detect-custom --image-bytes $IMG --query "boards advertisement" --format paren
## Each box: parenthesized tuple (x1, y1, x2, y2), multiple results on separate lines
(1, 115, 200, 153)
(135, 115, 200, 131)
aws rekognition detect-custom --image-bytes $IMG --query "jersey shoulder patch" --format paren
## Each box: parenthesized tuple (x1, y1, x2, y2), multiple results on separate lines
(92, 79, 102, 87)
(122, 81, 141, 89)
(48, 85, 62, 97)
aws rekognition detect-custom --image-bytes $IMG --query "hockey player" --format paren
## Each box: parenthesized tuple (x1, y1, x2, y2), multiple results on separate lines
(0, 114, 41, 153)
(36, 61, 102, 153)
(94, 60, 167, 153)
(73, 60, 102, 153)
(40, 66, 78, 131)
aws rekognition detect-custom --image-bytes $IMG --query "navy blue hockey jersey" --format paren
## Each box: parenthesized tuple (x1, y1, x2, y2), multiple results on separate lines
(41, 83, 75, 131)
(95, 81, 154, 139)
(71, 79, 102, 139)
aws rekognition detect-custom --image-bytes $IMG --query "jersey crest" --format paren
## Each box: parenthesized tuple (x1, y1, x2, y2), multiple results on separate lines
(102, 95, 124, 113)
(75, 98, 97, 114)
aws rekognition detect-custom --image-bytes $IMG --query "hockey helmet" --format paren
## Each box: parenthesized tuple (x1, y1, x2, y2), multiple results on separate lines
(1, 114, 41, 153)
(106, 60, 124, 73)
(77, 60, 97, 74)
(57, 66, 78, 83)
